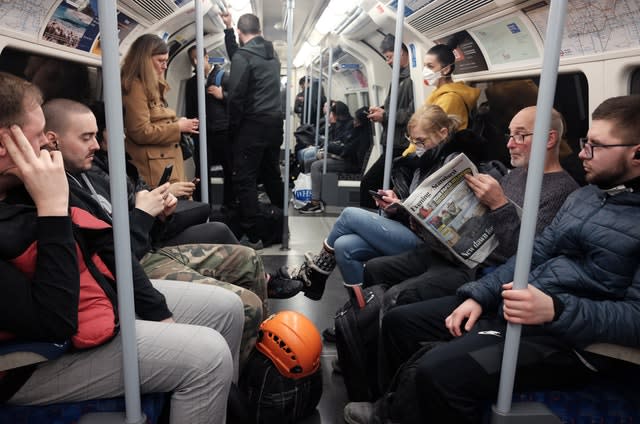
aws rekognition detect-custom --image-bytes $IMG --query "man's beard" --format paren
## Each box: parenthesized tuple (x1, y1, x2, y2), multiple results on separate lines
(586, 163, 629, 189)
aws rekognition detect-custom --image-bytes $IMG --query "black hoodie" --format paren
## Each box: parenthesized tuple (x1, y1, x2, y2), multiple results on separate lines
(226, 36, 282, 128)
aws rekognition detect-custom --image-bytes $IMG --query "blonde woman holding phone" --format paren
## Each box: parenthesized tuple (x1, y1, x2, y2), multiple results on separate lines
(121, 34, 198, 198)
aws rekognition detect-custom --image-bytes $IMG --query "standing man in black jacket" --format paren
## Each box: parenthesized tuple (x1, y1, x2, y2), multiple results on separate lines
(184, 45, 211, 202)
(185, 46, 235, 207)
(225, 13, 284, 248)
(360, 34, 415, 209)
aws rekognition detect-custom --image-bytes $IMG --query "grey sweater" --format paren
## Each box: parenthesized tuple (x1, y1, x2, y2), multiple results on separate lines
(486, 167, 578, 264)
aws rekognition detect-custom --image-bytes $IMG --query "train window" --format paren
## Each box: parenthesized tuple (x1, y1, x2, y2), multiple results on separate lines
(342, 90, 370, 113)
(360, 91, 370, 108)
(0, 47, 99, 105)
(473, 72, 588, 185)
(630, 68, 640, 94)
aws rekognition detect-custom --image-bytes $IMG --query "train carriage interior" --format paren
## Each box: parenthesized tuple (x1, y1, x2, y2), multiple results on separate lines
(1, 0, 640, 423)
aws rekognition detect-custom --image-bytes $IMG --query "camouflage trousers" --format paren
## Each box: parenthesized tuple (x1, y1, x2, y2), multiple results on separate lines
(140, 244, 268, 367)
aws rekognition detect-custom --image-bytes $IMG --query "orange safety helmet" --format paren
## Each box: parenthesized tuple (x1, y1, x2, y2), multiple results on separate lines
(256, 311, 322, 379)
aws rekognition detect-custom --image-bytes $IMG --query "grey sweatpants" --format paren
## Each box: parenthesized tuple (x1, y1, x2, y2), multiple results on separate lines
(8, 279, 244, 424)
(308, 157, 346, 201)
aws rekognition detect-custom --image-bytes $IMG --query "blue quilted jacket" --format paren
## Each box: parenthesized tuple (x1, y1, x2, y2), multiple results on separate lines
(457, 184, 640, 348)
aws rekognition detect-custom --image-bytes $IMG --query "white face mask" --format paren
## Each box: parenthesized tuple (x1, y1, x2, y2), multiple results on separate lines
(414, 146, 427, 157)
(422, 67, 442, 86)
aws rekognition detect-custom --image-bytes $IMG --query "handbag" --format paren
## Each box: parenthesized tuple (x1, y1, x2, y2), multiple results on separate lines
(180, 133, 195, 160)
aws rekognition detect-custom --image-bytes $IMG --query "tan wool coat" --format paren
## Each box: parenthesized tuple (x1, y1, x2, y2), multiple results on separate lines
(123, 78, 185, 187)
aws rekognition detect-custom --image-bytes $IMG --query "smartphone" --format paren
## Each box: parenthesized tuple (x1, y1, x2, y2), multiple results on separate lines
(157, 164, 174, 187)
(368, 190, 384, 200)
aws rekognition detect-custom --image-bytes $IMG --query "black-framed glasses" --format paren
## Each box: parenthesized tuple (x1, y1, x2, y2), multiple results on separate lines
(579, 138, 640, 159)
(504, 133, 533, 145)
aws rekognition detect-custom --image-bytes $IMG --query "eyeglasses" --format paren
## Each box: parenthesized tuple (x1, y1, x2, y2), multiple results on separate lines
(504, 133, 533, 145)
(579, 138, 640, 159)
(404, 134, 430, 148)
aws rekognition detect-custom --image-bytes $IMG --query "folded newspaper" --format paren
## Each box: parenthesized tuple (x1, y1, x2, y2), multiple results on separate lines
(392, 153, 498, 268)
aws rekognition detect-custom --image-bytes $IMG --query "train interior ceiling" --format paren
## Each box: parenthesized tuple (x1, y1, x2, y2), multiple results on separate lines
(1, 0, 640, 423)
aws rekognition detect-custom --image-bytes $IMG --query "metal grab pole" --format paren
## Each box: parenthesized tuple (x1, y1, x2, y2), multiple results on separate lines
(492, 0, 568, 421)
(303, 64, 310, 124)
(381, 0, 405, 190)
(306, 63, 313, 125)
(281, 0, 295, 249)
(314, 54, 323, 147)
(195, 0, 209, 203)
(94, 1, 145, 423)
(322, 46, 333, 174)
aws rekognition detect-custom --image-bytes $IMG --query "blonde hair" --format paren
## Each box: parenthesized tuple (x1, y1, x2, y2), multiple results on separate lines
(407, 104, 461, 138)
(0, 72, 43, 128)
(121, 34, 169, 102)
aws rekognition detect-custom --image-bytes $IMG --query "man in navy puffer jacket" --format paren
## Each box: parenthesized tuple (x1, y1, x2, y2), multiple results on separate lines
(344, 95, 640, 424)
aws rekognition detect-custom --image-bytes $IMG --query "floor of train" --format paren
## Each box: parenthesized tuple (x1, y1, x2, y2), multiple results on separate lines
(261, 204, 350, 424)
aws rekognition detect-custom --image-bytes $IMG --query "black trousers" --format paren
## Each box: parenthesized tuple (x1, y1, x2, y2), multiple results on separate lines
(161, 222, 239, 246)
(191, 134, 204, 202)
(209, 130, 234, 207)
(363, 244, 475, 315)
(359, 147, 403, 209)
(381, 296, 628, 424)
(231, 120, 284, 242)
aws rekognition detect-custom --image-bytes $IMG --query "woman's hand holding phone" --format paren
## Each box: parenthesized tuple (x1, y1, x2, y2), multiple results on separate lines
(178, 117, 199, 134)
(370, 189, 399, 210)
(169, 181, 196, 199)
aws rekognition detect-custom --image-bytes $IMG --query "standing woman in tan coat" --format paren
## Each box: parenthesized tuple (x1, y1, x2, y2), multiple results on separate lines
(121, 34, 199, 196)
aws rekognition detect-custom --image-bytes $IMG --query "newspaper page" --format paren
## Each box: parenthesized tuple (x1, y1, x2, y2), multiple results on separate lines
(398, 153, 498, 268)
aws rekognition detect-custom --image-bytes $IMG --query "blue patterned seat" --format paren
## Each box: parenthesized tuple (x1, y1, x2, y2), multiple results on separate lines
(0, 394, 166, 424)
(0, 340, 166, 423)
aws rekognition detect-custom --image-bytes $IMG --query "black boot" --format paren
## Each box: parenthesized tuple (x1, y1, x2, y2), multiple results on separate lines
(267, 268, 304, 299)
(299, 242, 336, 300)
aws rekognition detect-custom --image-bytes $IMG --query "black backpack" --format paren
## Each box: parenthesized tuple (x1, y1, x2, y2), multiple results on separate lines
(294, 124, 316, 149)
(373, 342, 442, 424)
(335, 284, 388, 402)
(239, 350, 323, 424)
(215, 203, 284, 248)
(255, 203, 284, 248)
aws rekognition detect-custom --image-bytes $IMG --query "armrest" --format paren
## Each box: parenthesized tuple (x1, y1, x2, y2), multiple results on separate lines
(0, 340, 69, 371)
(584, 343, 640, 366)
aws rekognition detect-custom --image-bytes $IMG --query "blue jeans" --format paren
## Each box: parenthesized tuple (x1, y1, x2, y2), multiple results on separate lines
(297, 146, 318, 172)
(326, 207, 422, 284)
